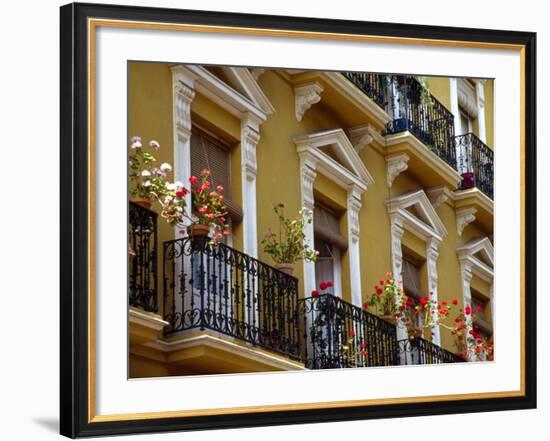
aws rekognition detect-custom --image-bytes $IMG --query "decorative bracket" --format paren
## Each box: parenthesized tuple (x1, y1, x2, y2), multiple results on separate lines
(294, 82, 324, 122)
(348, 124, 374, 153)
(456, 207, 477, 236)
(427, 186, 451, 208)
(386, 152, 410, 187)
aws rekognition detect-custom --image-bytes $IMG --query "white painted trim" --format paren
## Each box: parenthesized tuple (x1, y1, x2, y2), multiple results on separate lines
(386, 152, 410, 188)
(294, 128, 374, 189)
(456, 236, 494, 361)
(387, 190, 447, 346)
(386, 189, 448, 241)
(475, 80, 487, 143)
(177, 64, 267, 122)
(384, 131, 463, 187)
(347, 185, 363, 306)
(221, 66, 276, 115)
(321, 72, 393, 127)
(300, 156, 317, 297)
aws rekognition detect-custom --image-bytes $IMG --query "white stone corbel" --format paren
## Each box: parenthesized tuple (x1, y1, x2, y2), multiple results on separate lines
(348, 124, 374, 153)
(456, 207, 477, 237)
(294, 82, 324, 122)
(386, 152, 410, 188)
(427, 186, 451, 208)
(347, 185, 363, 307)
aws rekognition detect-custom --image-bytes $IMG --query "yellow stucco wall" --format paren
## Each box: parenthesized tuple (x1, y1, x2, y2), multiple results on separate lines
(128, 63, 494, 369)
(484, 80, 495, 149)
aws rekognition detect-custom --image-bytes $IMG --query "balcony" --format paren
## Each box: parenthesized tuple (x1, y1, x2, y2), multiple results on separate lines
(162, 236, 302, 362)
(128, 206, 464, 372)
(384, 75, 457, 170)
(455, 132, 494, 199)
(301, 293, 463, 369)
(341, 72, 387, 110)
(129, 202, 158, 312)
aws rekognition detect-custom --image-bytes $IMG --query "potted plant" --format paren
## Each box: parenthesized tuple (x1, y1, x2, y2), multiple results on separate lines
(364, 272, 406, 324)
(160, 169, 230, 245)
(261, 203, 318, 275)
(129, 136, 171, 209)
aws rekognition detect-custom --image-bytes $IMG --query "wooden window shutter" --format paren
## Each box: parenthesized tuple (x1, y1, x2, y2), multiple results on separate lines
(190, 126, 243, 222)
(402, 254, 423, 299)
(313, 203, 348, 251)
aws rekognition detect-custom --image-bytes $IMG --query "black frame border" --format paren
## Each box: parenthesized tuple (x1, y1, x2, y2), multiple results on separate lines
(60, 2, 537, 438)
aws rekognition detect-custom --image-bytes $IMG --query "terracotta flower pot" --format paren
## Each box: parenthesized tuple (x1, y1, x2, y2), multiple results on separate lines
(408, 327, 422, 339)
(381, 314, 396, 325)
(187, 224, 210, 238)
(132, 197, 152, 209)
(274, 263, 294, 276)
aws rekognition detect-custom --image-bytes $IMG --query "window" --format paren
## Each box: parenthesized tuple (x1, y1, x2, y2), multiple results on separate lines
(190, 125, 243, 223)
(313, 203, 346, 295)
(458, 109, 473, 136)
(402, 252, 426, 331)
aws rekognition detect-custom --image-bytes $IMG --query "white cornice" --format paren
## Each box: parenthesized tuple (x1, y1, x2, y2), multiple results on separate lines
(386, 189, 448, 241)
(321, 72, 392, 128)
(294, 128, 374, 190)
(222, 66, 275, 115)
(129, 307, 169, 332)
(384, 131, 463, 188)
(174, 64, 267, 123)
(452, 187, 494, 214)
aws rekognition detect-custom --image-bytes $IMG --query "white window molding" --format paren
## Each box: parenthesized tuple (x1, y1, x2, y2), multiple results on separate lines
(294, 82, 324, 122)
(294, 129, 374, 304)
(171, 66, 198, 237)
(386, 190, 448, 344)
(475, 80, 487, 143)
(171, 64, 269, 258)
(457, 237, 494, 361)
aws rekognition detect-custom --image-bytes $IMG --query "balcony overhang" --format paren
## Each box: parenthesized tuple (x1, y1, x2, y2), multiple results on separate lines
(453, 187, 494, 233)
(129, 307, 170, 346)
(144, 331, 306, 375)
(284, 70, 392, 132)
(385, 131, 462, 190)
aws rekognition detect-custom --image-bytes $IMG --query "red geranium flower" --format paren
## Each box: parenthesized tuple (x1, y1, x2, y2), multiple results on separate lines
(311, 290, 319, 297)
(379, 280, 385, 285)
(452, 298, 458, 305)
(326, 281, 333, 288)
(319, 282, 328, 290)
(349, 329, 356, 337)
(359, 342, 367, 349)
(465, 306, 472, 315)
(376, 288, 383, 295)
(189, 175, 199, 185)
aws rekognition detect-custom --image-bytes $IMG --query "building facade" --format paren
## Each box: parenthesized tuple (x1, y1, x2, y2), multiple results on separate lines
(128, 63, 494, 377)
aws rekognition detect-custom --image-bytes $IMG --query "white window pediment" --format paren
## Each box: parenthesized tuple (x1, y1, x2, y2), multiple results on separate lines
(457, 237, 494, 281)
(294, 128, 374, 190)
(220, 67, 275, 115)
(386, 190, 447, 241)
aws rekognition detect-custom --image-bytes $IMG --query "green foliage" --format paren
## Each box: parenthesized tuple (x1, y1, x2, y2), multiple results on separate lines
(261, 203, 318, 265)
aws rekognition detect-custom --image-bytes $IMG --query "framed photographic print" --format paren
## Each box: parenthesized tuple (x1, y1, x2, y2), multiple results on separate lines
(60, 2, 537, 438)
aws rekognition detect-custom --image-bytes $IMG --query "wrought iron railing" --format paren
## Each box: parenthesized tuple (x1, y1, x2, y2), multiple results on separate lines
(398, 338, 465, 365)
(300, 294, 399, 369)
(455, 132, 494, 199)
(129, 202, 158, 312)
(341, 71, 387, 109)
(384, 75, 457, 169)
(163, 236, 301, 360)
